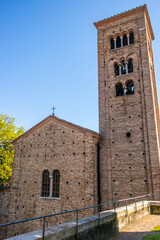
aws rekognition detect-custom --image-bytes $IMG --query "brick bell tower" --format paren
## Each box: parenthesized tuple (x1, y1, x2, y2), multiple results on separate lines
(94, 5, 160, 203)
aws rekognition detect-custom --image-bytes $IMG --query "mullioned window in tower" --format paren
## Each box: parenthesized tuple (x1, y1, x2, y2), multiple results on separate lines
(114, 58, 133, 76)
(110, 31, 134, 50)
(126, 80, 134, 95)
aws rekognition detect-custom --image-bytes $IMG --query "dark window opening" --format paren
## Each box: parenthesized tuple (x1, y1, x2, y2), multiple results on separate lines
(126, 80, 134, 95)
(123, 34, 128, 46)
(121, 60, 126, 75)
(128, 58, 133, 73)
(42, 170, 50, 197)
(53, 170, 60, 198)
(110, 38, 114, 50)
(114, 63, 119, 76)
(129, 31, 134, 44)
(116, 36, 121, 48)
(116, 83, 124, 96)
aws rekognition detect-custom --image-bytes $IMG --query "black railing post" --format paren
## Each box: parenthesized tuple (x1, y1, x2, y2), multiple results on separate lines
(148, 195, 150, 212)
(42, 217, 45, 240)
(76, 210, 78, 238)
(125, 200, 128, 216)
(134, 199, 137, 212)
(113, 201, 116, 213)
(98, 206, 100, 227)
(142, 200, 144, 210)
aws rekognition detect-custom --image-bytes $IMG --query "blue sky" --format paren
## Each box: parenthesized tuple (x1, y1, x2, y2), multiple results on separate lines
(1, 0, 160, 132)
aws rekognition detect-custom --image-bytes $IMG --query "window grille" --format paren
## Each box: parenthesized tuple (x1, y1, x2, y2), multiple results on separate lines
(42, 170, 50, 197)
(53, 170, 60, 198)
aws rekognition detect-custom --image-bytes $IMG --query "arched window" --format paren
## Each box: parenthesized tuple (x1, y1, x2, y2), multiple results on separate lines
(129, 31, 134, 44)
(126, 80, 134, 95)
(42, 170, 50, 197)
(114, 63, 119, 76)
(128, 58, 133, 73)
(53, 170, 60, 198)
(116, 83, 124, 96)
(121, 60, 126, 75)
(123, 34, 128, 46)
(110, 38, 114, 50)
(116, 36, 121, 48)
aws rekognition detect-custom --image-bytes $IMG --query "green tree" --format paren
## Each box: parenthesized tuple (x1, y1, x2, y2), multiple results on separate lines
(0, 114, 25, 186)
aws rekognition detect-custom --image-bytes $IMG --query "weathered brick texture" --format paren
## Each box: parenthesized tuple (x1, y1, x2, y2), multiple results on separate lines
(0, 188, 10, 239)
(94, 4, 160, 204)
(6, 117, 100, 237)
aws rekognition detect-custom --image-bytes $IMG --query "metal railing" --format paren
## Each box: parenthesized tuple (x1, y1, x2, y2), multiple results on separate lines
(0, 194, 151, 239)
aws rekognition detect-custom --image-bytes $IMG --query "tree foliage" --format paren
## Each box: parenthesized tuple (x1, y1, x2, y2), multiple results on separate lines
(0, 114, 25, 186)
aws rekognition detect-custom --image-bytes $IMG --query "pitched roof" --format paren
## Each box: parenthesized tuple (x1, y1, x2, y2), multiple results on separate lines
(94, 4, 154, 40)
(12, 115, 101, 144)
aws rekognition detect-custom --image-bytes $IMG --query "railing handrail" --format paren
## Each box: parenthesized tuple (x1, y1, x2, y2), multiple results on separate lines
(0, 193, 150, 228)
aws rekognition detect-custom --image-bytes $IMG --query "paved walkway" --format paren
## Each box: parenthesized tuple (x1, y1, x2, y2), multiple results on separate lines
(109, 214, 160, 240)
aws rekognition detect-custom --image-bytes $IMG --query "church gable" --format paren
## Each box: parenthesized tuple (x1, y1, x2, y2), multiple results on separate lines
(9, 115, 99, 235)
(12, 115, 101, 145)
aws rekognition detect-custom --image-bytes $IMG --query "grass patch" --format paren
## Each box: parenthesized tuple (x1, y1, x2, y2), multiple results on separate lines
(152, 226, 160, 232)
(143, 235, 160, 240)
(143, 225, 160, 239)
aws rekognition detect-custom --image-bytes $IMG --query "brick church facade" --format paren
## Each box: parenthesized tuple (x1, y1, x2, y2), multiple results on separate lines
(1, 4, 160, 238)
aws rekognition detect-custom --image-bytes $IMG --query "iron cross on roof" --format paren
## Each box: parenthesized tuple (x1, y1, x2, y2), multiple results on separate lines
(51, 106, 56, 116)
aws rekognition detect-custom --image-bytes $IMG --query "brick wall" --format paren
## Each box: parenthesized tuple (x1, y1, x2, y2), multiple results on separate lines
(95, 6, 160, 204)
(6, 117, 100, 237)
(0, 187, 10, 239)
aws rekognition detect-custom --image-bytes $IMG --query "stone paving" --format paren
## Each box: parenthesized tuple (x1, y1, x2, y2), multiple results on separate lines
(109, 214, 160, 240)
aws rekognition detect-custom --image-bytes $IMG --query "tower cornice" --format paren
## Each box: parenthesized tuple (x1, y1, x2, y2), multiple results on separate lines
(94, 4, 154, 40)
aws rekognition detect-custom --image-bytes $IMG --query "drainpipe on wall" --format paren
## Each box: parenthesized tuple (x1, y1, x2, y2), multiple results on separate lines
(97, 143, 101, 212)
